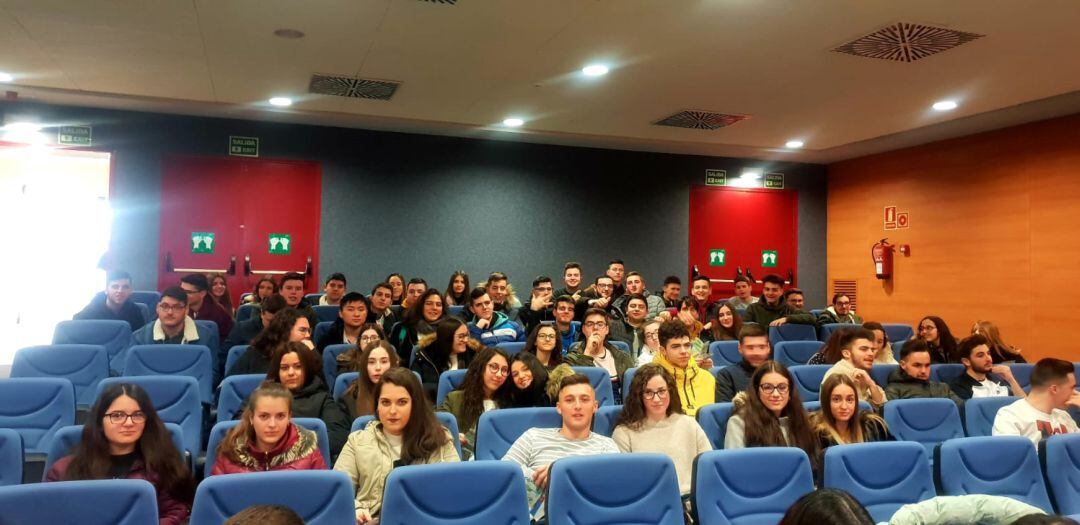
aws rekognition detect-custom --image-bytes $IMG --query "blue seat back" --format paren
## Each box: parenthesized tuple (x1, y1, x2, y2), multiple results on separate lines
(436, 370, 469, 406)
(809, 309, 825, 317)
(313, 305, 339, 324)
(313, 322, 333, 346)
(964, 396, 1020, 437)
(789, 365, 831, 401)
(696, 402, 734, 450)
(52, 319, 132, 373)
(547, 453, 684, 525)
(447, 305, 465, 318)
(11, 344, 109, 407)
(204, 418, 330, 477)
(930, 363, 966, 385)
(593, 405, 623, 437)
(769, 324, 817, 347)
(475, 407, 562, 461)
(0, 479, 159, 524)
(352, 413, 462, 459)
(124, 344, 213, 404)
(236, 303, 257, 322)
(224, 345, 248, 377)
(882, 323, 915, 345)
(818, 323, 854, 342)
(1009, 363, 1035, 391)
(192, 470, 355, 524)
(774, 341, 824, 367)
(305, 293, 325, 303)
(823, 441, 935, 522)
(610, 340, 630, 354)
(1044, 433, 1080, 515)
(883, 398, 964, 456)
(495, 341, 525, 356)
(622, 366, 638, 403)
(134, 302, 151, 326)
(129, 291, 161, 310)
(334, 372, 359, 400)
(0, 429, 23, 487)
(0, 377, 75, 453)
(322, 343, 355, 388)
(693, 448, 815, 524)
(870, 364, 898, 388)
(44, 423, 185, 479)
(709, 341, 741, 366)
(381, 461, 530, 524)
(938, 436, 1053, 512)
(570, 366, 615, 406)
(216, 374, 265, 423)
(99, 376, 201, 455)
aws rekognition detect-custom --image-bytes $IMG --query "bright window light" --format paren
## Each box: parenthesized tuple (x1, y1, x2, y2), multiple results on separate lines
(741, 168, 763, 179)
(0, 72, 13, 82)
(785, 140, 804, 149)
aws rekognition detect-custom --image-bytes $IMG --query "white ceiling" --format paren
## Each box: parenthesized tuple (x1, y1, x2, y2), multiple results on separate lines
(2, 0, 1079, 163)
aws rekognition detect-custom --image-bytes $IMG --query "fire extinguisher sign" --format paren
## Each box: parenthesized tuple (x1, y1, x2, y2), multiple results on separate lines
(884, 206, 897, 230)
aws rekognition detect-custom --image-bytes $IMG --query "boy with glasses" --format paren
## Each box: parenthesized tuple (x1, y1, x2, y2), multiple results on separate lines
(131, 286, 214, 348)
(566, 309, 635, 402)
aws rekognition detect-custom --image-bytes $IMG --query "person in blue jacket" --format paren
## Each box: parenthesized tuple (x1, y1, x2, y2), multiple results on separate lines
(466, 288, 525, 346)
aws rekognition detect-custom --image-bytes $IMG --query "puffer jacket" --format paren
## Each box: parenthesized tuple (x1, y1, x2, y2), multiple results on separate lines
(884, 368, 964, 406)
(210, 423, 326, 474)
(888, 495, 1044, 525)
(653, 351, 716, 417)
(410, 334, 479, 401)
(467, 311, 525, 346)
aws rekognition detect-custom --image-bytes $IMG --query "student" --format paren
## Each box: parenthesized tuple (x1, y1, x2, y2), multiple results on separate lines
(509, 352, 553, 408)
(131, 286, 215, 347)
(389, 288, 446, 360)
(617, 272, 667, 321)
(691, 274, 718, 319)
(606, 259, 627, 298)
(467, 287, 525, 346)
(806, 327, 855, 366)
(652, 319, 715, 416)
(223, 505, 304, 525)
(180, 273, 234, 341)
(950, 334, 1025, 400)
(917, 315, 957, 363)
(334, 323, 387, 374)
(386, 273, 405, 305)
(244, 277, 278, 305)
(661, 276, 682, 308)
(265, 342, 350, 458)
(708, 302, 743, 342)
(636, 320, 663, 367)
(715, 324, 771, 403)
(279, 272, 319, 329)
(319, 273, 347, 306)
(553, 262, 583, 301)
(211, 382, 327, 474)
(228, 308, 311, 376)
(612, 364, 711, 495)
(611, 293, 649, 355)
(743, 274, 816, 327)
(821, 328, 887, 408)
(576, 275, 620, 321)
(412, 317, 478, 400)
(369, 282, 398, 333)
(209, 273, 235, 316)
(75, 270, 147, 330)
(816, 293, 862, 326)
(552, 295, 581, 351)
(502, 374, 620, 520)
(339, 341, 400, 422)
(812, 374, 890, 449)
(862, 321, 897, 364)
(565, 308, 635, 402)
(519, 276, 556, 334)
(779, 489, 876, 525)
(973, 320, 1027, 363)
(46, 383, 194, 525)
(993, 358, 1080, 445)
(335, 368, 459, 524)
(523, 323, 564, 371)
(444, 271, 470, 307)
(437, 347, 513, 459)
(725, 275, 758, 311)
(655, 296, 709, 361)
(484, 271, 522, 317)
(401, 278, 428, 310)
(884, 339, 964, 405)
(784, 288, 806, 312)
(316, 292, 371, 353)
(225, 294, 287, 350)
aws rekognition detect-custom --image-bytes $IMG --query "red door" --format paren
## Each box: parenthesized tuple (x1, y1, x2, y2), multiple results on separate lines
(688, 186, 798, 300)
(158, 156, 322, 303)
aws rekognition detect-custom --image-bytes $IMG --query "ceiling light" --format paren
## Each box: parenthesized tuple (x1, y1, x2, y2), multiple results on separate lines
(502, 118, 524, 127)
(268, 97, 293, 107)
(785, 140, 804, 149)
(932, 100, 958, 111)
(0, 72, 13, 82)
(582, 64, 610, 77)
(2, 122, 42, 132)
(741, 168, 763, 179)
(273, 28, 305, 39)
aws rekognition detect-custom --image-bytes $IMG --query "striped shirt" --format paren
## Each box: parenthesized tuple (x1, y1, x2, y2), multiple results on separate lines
(502, 427, 620, 516)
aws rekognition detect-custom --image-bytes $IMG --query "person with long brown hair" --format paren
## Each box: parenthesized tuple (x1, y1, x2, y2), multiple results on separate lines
(46, 383, 194, 525)
(806, 326, 857, 365)
(523, 323, 564, 370)
(244, 277, 278, 304)
(917, 315, 957, 363)
(811, 374, 890, 449)
(265, 342, 350, 458)
(335, 368, 458, 524)
(208, 273, 235, 317)
(708, 302, 743, 342)
(444, 270, 470, 307)
(228, 308, 311, 376)
(612, 364, 711, 495)
(862, 321, 897, 365)
(725, 361, 821, 470)
(339, 340, 401, 421)
(972, 320, 1026, 363)
(389, 287, 446, 360)
(508, 352, 554, 408)
(437, 347, 514, 459)
(334, 323, 387, 374)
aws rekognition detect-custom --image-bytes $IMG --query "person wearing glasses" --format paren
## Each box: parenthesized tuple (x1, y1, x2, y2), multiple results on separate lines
(519, 276, 557, 335)
(315, 292, 371, 354)
(47, 382, 195, 525)
(565, 308, 635, 403)
(412, 317, 479, 401)
(437, 347, 514, 459)
(636, 320, 664, 366)
(816, 293, 863, 327)
(523, 323, 565, 371)
(612, 364, 711, 496)
(131, 286, 214, 348)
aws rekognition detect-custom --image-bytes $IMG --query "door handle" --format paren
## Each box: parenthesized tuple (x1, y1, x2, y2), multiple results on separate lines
(164, 253, 237, 275)
(244, 255, 313, 277)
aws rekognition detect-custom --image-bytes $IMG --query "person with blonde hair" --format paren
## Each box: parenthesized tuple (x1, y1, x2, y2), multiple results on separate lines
(972, 320, 1026, 363)
(812, 374, 890, 449)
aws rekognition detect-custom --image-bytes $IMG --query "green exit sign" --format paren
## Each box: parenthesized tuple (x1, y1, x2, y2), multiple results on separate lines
(229, 136, 259, 157)
(705, 169, 726, 186)
(708, 248, 726, 266)
(761, 250, 778, 267)
(58, 125, 92, 146)
(764, 173, 785, 189)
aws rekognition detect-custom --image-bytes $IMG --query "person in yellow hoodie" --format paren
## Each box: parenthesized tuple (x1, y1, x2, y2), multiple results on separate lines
(653, 319, 716, 417)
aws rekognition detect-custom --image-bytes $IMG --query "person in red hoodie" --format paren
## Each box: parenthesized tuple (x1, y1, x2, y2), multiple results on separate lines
(210, 382, 327, 474)
(47, 382, 194, 525)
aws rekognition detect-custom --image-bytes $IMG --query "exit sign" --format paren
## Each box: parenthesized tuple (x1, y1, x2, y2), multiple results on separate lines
(229, 136, 259, 157)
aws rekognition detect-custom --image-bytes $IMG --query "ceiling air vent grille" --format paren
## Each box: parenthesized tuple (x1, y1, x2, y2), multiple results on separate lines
(653, 110, 749, 130)
(832, 280, 858, 312)
(308, 74, 400, 101)
(419, 0, 457, 4)
(833, 22, 984, 62)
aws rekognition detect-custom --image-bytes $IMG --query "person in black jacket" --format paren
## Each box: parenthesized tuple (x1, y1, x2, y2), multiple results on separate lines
(224, 294, 286, 350)
(388, 288, 446, 362)
(410, 317, 477, 401)
(228, 308, 311, 377)
(265, 341, 350, 460)
(74, 270, 147, 330)
(315, 292, 371, 353)
(518, 276, 556, 335)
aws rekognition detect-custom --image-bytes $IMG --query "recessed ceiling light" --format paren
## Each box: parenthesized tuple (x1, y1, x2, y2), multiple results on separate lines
(502, 118, 524, 127)
(273, 28, 305, 39)
(2, 122, 42, 132)
(741, 168, 763, 179)
(932, 100, 958, 111)
(582, 64, 610, 77)
(0, 72, 13, 82)
(785, 140, 804, 149)
(268, 97, 293, 107)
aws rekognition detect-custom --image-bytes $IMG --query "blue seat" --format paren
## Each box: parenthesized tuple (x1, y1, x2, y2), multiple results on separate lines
(495, 341, 525, 356)
(1009, 363, 1035, 391)
(99, 376, 201, 457)
(882, 323, 915, 345)
(44, 423, 185, 479)
(474, 407, 561, 461)
(313, 321, 333, 346)
(774, 341, 824, 367)
(305, 293, 325, 304)
(883, 398, 964, 457)
(447, 305, 465, 318)
(351, 413, 463, 459)
(204, 418, 330, 477)
(0, 429, 22, 487)
(622, 366, 638, 403)
(610, 340, 631, 355)
(696, 402, 734, 450)
(938, 436, 1053, 512)
(818, 323, 855, 342)
(334, 372, 359, 401)
(547, 453, 684, 525)
(322, 343, 355, 388)
(964, 396, 1020, 437)
(824, 441, 935, 523)
(52, 319, 132, 373)
(236, 303, 257, 322)
(192, 320, 222, 376)
(809, 309, 825, 318)
(216, 374, 264, 423)
(381, 461, 530, 524)
(313, 305, 339, 324)
(593, 405, 623, 437)
(571, 366, 615, 406)
(709, 341, 741, 366)
(789, 365, 831, 401)
(192, 470, 355, 524)
(129, 290, 161, 310)
(804, 400, 872, 413)
(0, 377, 75, 454)
(769, 324, 817, 347)
(930, 363, 966, 385)
(134, 302, 151, 326)
(436, 370, 468, 406)
(870, 364, 898, 388)
(11, 344, 109, 407)
(0, 479, 160, 524)
(1043, 433, 1080, 515)
(223, 345, 249, 377)
(124, 344, 214, 404)
(693, 448, 815, 524)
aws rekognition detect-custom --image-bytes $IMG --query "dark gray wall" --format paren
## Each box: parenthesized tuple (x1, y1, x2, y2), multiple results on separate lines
(1, 101, 828, 305)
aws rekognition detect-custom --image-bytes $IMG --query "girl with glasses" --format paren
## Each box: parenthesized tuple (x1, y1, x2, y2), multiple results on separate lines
(436, 347, 513, 459)
(725, 361, 821, 472)
(523, 323, 564, 370)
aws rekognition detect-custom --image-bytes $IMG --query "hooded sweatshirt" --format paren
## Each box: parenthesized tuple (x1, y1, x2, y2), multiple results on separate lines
(653, 351, 716, 417)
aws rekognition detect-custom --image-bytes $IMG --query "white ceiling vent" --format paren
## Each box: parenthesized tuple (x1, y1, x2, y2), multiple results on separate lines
(308, 74, 400, 101)
(653, 110, 750, 130)
(833, 22, 984, 63)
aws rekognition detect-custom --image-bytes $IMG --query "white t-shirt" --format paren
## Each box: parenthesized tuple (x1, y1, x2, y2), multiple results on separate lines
(971, 378, 1010, 398)
(992, 398, 1079, 445)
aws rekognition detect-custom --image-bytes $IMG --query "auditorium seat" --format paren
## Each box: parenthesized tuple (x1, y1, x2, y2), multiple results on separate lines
(313, 321, 333, 345)
(447, 305, 465, 318)
(474, 407, 561, 460)
(495, 341, 525, 357)
(930, 363, 966, 385)
(883, 398, 964, 457)
(937, 436, 1053, 513)
(1009, 363, 1035, 391)
(192, 320, 222, 376)
(313, 305, 339, 324)
(693, 448, 815, 524)
(351, 413, 462, 459)
(235, 303, 256, 322)
(11, 344, 109, 407)
(709, 341, 741, 367)
(380, 461, 530, 524)
(774, 341, 824, 367)
(204, 418, 330, 477)
(610, 340, 631, 355)
(216, 374, 264, 423)
(124, 344, 214, 404)
(191, 470, 355, 524)
(882, 323, 915, 345)
(823, 441, 935, 523)
(818, 323, 854, 342)
(0, 429, 22, 487)
(571, 366, 615, 406)
(696, 402, 734, 450)
(223, 345, 248, 377)
(333, 372, 358, 401)
(789, 365, 831, 402)
(52, 319, 132, 374)
(436, 370, 468, 406)
(769, 324, 817, 347)
(99, 376, 201, 458)
(547, 453, 684, 525)
(44, 423, 185, 478)
(964, 396, 1020, 437)
(0, 479, 159, 524)
(129, 291, 161, 311)
(621, 366, 637, 402)
(1043, 433, 1080, 515)
(593, 405, 623, 437)
(305, 292, 325, 304)
(870, 364, 898, 389)
(321, 343, 354, 388)
(0, 377, 75, 454)
(134, 302, 151, 326)
(809, 309, 825, 318)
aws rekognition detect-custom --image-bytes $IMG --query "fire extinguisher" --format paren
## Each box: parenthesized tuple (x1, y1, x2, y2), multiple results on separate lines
(871, 238, 894, 280)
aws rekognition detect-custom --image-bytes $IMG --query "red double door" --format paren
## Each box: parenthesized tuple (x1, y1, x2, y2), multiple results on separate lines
(157, 156, 322, 304)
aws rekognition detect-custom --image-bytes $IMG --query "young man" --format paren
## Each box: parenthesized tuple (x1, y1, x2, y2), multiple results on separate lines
(576, 275, 620, 321)
(725, 275, 758, 311)
(653, 319, 715, 416)
(691, 274, 715, 319)
(822, 328, 887, 407)
(131, 286, 214, 348)
(553, 262, 583, 301)
(715, 324, 770, 402)
(318, 272, 347, 306)
(467, 288, 525, 346)
(636, 320, 663, 366)
(485, 272, 521, 320)
(993, 358, 1080, 445)
(741, 274, 815, 327)
(661, 276, 682, 308)
(783, 288, 806, 312)
(610, 294, 649, 356)
(553, 295, 580, 350)
(616, 272, 666, 321)
(369, 282, 397, 332)
(315, 292, 370, 353)
(519, 276, 555, 334)
(74, 270, 146, 330)
(816, 293, 862, 326)
(606, 259, 626, 298)
(279, 272, 319, 329)
(401, 278, 427, 309)
(884, 339, 964, 405)
(565, 308, 634, 401)
(180, 273, 234, 341)
(502, 374, 620, 520)
(950, 334, 1025, 400)
(224, 294, 286, 349)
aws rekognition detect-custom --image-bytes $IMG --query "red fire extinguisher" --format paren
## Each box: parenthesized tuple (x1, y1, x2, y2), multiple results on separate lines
(871, 238, 894, 280)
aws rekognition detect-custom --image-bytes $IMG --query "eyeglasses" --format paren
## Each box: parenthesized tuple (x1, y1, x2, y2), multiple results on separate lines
(486, 363, 510, 376)
(583, 322, 608, 329)
(759, 383, 790, 395)
(157, 303, 186, 312)
(360, 335, 381, 344)
(643, 388, 669, 400)
(595, 283, 613, 289)
(644, 331, 659, 339)
(455, 334, 471, 341)
(105, 411, 146, 424)
(537, 334, 557, 341)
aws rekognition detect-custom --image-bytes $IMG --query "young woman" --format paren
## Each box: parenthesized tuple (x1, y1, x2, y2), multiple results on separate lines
(862, 321, 897, 364)
(46, 383, 194, 525)
(386, 273, 405, 305)
(523, 323, 564, 370)
(437, 347, 513, 459)
(508, 351, 552, 408)
(811, 374, 890, 449)
(918, 315, 957, 363)
(725, 361, 821, 471)
(708, 302, 743, 342)
(444, 271, 470, 307)
(612, 364, 711, 495)
(389, 288, 446, 360)
(339, 341, 400, 421)
(411, 317, 478, 400)
(806, 327, 855, 366)
(244, 277, 278, 304)
(209, 273, 235, 317)
(972, 320, 1026, 363)
(211, 382, 327, 474)
(266, 342, 351, 458)
(229, 308, 311, 376)
(779, 489, 875, 525)
(334, 368, 459, 524)
(335, 323, 388, 374)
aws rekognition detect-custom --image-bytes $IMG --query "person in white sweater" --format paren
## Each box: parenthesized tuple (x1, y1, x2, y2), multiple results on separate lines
(993, 357, 1080, 445)
(612, 363, 712, 494)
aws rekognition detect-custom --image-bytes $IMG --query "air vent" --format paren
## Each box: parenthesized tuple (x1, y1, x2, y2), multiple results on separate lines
(832, 280, 858, 312)
(653, 110, 749, 130)
(419, 0, 456, 4)
(833, 22, 983, 63)
(308, 74, 400, 101)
